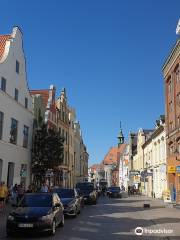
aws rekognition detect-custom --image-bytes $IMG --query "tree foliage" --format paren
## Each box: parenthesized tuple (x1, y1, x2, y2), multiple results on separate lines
(31, 124, 64, 186)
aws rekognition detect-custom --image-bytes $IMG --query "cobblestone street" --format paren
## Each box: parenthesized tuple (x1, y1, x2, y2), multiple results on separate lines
(1, 196, 180, 240)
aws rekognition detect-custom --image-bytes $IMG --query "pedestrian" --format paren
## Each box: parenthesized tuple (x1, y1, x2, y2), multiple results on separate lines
(26, 185, 33, 193)
(12, 184, 18, 204)
(0, 181, 8, 211)
(128, 186, 130, 195)
(40, 182, 49, 193)
(17, 183, 25, 204)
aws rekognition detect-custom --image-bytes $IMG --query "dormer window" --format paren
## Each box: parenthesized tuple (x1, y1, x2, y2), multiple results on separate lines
(16, 60, 20, 74)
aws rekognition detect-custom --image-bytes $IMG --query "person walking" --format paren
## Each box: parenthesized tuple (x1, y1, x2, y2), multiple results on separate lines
(0, 182, 8, 211)
(40, 183, 49, 193)
(17, 183, 25, 204)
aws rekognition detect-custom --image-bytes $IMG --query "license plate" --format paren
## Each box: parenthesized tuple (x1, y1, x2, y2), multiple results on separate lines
(18, 223, 33, 228)
(84, 198, 87, 200)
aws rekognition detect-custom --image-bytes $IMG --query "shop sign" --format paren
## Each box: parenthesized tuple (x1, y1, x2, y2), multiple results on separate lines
(168, 166, 176, 173)
(176, 166, 180, 173)
(129, 171, 140, 176)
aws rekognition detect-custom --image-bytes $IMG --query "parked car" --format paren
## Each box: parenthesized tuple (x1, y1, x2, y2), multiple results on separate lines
(53, 188, 81, 217)
(6, 192, 64, 236)
(76, 182, 97, 205)
(107, 186, 122, 198)
(75, 188, 85, 208)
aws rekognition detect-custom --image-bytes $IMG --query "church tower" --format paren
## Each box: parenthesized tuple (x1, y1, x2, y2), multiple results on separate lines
(117, 122, 124, 147)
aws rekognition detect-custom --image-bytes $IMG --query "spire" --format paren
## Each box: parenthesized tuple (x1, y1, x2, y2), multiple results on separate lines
(117, 121, 124, 147)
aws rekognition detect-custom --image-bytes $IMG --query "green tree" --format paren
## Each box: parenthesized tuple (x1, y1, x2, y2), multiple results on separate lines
(31, 124, 64, 188)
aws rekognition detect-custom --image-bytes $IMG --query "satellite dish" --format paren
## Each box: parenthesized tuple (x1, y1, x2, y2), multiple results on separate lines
(176, 18, 180, 35)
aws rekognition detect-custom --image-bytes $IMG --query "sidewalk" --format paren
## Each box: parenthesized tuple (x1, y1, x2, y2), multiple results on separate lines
(128, 195, 180, 239)
(0, 203, 12, 239)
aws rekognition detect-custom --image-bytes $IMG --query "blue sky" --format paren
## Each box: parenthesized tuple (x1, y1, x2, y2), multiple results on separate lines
(1, 0, 180, 165)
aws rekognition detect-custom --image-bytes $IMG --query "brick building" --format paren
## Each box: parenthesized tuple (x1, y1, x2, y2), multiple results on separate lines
(163, 37, 180, 203)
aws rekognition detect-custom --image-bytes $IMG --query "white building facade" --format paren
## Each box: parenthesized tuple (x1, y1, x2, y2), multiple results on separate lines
(119, 144, 129, 190)
(142, 117, 167, 198)
(0, 27, 34, 187)
(152, 123, 167, 198)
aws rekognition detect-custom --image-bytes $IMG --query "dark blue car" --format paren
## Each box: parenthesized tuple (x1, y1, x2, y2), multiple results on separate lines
(6, 193, 64, 236)
(53, 188, 81, 217)
(107, 187, 122, 198)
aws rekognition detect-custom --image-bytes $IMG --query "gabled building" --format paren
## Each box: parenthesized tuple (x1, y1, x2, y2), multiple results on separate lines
(0, 27, 34, 187)
(56, 88, 70, 187)
(142, 116, 167, 198)
(30, 85, 57, 129)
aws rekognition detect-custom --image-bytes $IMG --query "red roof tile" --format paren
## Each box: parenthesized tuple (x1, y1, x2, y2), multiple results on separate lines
(103, 144, 127, 165)
(0, 35, 11, 60)
(30, 90, 49, 107)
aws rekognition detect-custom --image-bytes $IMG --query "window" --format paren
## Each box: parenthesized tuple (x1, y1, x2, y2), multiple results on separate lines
(62, 129, 64, 138)
(175, 66, 180, 84)
(15, 88, 18, 101)
(169, 144, 174, 156)
(23, 125, 29, 148)
(169, 101, 173, 112)
(10, 118, 18, 144)
(0, 111, 4, 140)
(25, 97, 28, 109)
(16, 60, 20, 74)
(178, 142, 180, 154)
(1, 77, 6, 92)
(178, 116, 180, 127)
(65, 132, 68, 145)
(177, 93, 180, 106)
(169, 122, 173, 132)
(168, 80, 172, 94)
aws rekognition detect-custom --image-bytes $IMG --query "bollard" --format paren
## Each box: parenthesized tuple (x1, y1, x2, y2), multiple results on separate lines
(143, 203, 150, 208)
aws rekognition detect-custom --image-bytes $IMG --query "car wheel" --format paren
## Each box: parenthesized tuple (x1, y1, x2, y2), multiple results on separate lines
(59, 214, 64, 227)
(50, 219, 56, 235)
(73, 208, 77, 218)
(78, 206, 81, 214)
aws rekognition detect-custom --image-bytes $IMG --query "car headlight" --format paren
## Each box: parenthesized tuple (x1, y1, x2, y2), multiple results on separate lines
(67, 202, 75, 209)
(8, 215, 15, 221)
(40, 214, 52, 221)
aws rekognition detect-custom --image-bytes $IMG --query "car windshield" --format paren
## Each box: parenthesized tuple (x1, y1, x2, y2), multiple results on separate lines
(20, 194, 52, 207)
(76, 183, 94, 191)
(109, 187, 120, 191)
(53, 188, 75, 198)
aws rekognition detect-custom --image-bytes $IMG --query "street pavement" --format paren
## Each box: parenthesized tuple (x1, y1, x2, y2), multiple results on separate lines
(1, 195, 180, 239)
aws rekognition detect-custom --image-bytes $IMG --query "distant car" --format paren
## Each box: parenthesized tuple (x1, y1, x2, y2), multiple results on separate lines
(76, 182, 97, 205)
(6, 193, 64, 237)
(53, 188, 81, 217)
(107, 187, 122, 198)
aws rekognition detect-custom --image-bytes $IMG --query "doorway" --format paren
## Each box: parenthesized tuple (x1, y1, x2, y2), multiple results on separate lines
(7, 162, 15, 187)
